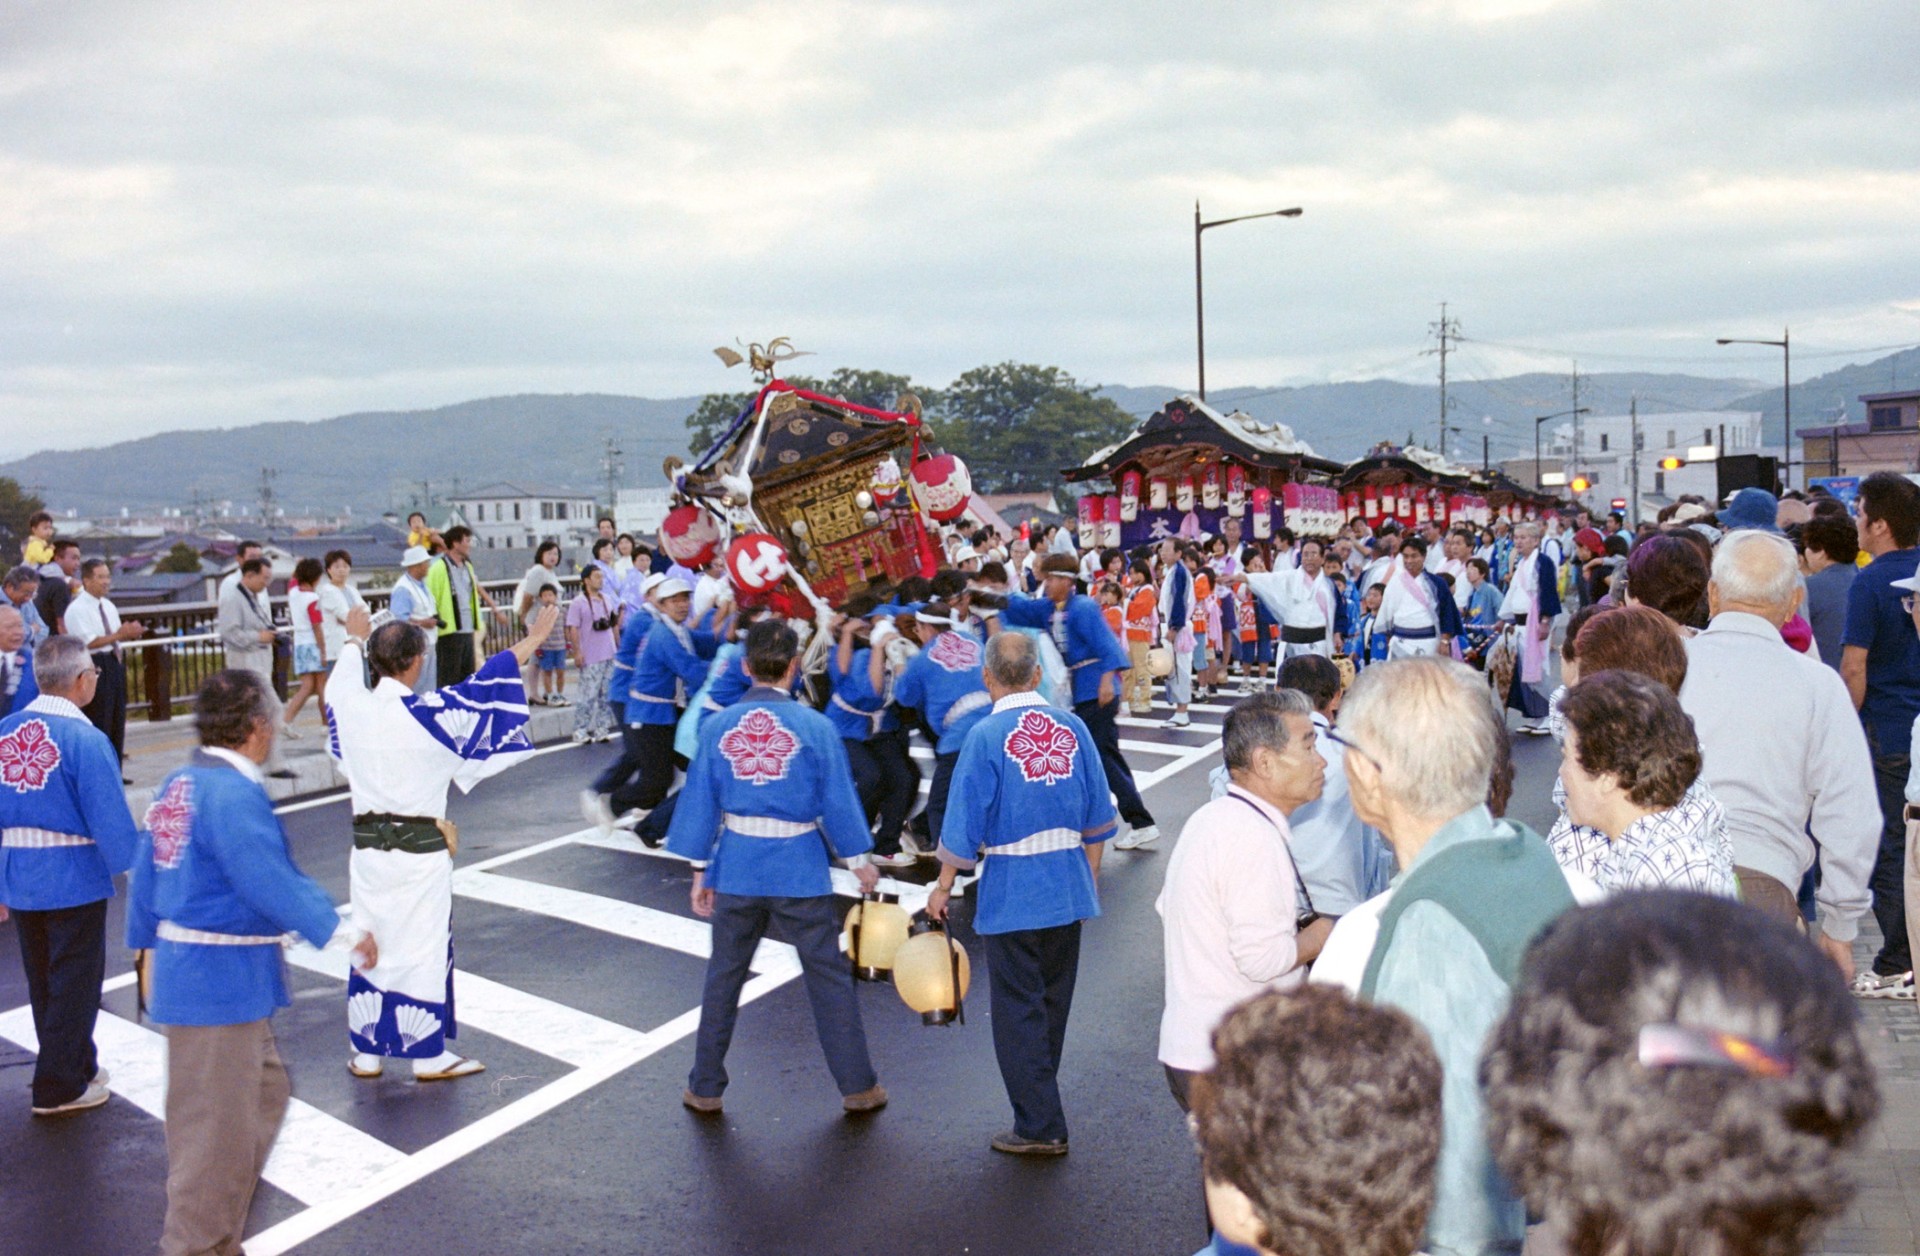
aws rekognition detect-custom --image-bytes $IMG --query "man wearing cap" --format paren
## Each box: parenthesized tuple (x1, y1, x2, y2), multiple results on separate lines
(582, 574, 662, 832)
(894, 599, 993, 847)
(605, 576, 725, 839)
(926, 632, 1115, 1156)
(386, 545, 442, 693)
(668, 620, 887, 1116)
(1003, 554, 1158, 849)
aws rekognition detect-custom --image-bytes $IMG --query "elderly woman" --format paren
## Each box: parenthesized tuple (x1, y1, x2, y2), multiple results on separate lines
(1483, 891, 1879, 1256)
(1625, 532, 1710, 632)
(1555, 670, 1736, 898)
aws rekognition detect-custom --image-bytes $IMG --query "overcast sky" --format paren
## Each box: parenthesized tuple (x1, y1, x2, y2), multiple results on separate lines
(4, 0, 1918, 454)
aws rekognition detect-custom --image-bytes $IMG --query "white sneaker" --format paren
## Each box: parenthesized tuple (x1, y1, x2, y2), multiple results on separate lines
(281, 722, 303, 740)
(32, 1082, 109, 1117)
(871, 851, 916, 869)
(1167, 713, 1192, 729)
(898, 831, 931, 858)
(580, 789, 616, 836)
(572, 730, 592, 744)
(1114, 824, 1161, 851)
(1850, 970, 1915, 1000)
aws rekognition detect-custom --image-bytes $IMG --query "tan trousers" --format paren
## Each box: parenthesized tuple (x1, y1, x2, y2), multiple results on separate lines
(162, 1019, 291, 1256)
(1126, 640, 1152, 713)
(1905, 813, 1920, 985)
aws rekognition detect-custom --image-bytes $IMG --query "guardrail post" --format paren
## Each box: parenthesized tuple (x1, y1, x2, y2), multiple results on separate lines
(145, 641, 173, 722)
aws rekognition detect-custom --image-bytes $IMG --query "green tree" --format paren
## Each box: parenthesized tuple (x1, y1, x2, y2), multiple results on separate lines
(155, 541, 204, 573)
(681, 370, 923, 456)
(931, 363, 1135, 492)
(0, 477, 46, 555)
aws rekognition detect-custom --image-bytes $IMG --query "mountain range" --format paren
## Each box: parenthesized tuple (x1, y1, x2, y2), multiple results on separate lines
(7, 347, 1915, 518)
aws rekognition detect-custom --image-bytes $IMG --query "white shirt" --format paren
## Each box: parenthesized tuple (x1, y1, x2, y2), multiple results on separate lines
(1156, 785, 1309, 1071)
(65, 589, 122, 654)
(1499, 549, 1540, 619)
(693, 572, 728, 622)
(317, 580, 367, 657)
(1376, 567, 1437, 634)
(1244, 567, 1334, 630)
(1432, 556, 1470, 608)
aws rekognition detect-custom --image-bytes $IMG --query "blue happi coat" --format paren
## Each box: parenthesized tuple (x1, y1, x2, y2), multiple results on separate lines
(628, 615, 719, 726)
(675, 642, 750, 761)
(607, 606, 654, 723)
(0, 646, 40, 719)
(125, 751, 341, 1025)
(892, 629, 991, 755)
(666, 688, 872, 897)
(1001, 594, 1130, 705)
(0, 696, 138, 911)
(938, 692, 1116, 935)
(827, 645, 897, 741)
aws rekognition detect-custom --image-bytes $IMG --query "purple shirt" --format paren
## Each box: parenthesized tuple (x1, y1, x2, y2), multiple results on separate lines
(566, 592, 617, 665)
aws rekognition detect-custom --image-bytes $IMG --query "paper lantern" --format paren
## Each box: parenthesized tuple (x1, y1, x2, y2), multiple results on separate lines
(1119, 469, 1142, 522)
(1362, 485, 1379, 519)
(1225, 463, 1247, 517)
(1146, 645, 1174, 678)
(841, 895, 912, 982)
(894, 922, 972, 1026)
(1175, 475, 1195, 513)
(1250, 485, 1273, 539)
(1101, 496, 1122, 548)
(1201, 464, 1222, 510)
(726, 532, 790, 594)
(870, 456, 902, 505)
(1281, 482, 1303, 529)
(910, 454, 973, 522)
(1414, 488, 1430, 524)
(661, 505, 722, 567)
(1076, 495, 1100, 550)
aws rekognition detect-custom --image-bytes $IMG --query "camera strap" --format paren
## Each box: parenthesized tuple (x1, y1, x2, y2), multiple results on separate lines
(1227, 792, 1318, 921)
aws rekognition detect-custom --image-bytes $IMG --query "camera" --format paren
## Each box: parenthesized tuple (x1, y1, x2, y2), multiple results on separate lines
(591, 615, 615, 633)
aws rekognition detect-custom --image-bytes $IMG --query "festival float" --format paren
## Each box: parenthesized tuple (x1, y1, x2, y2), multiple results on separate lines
(663, 339, 970, 624)
(1061, 395, 1346, 546)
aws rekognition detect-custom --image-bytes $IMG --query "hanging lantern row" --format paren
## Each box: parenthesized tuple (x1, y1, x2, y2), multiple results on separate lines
(1279, 484, 1341, 537)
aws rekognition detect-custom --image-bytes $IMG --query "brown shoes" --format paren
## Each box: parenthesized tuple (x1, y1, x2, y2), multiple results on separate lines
(682, 1089, 723, 1114)
(842, 1084, 889, 1114)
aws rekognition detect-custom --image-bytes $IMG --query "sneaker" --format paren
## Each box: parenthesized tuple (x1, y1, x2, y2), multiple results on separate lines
(870, 851, 916, 869)
(1851, 970, 1915, 1000)
(1114, 824, 1160, 851)
(683, 1089, 723, 1114)
(1166, 713, 1192, 729)
(572, 731, 592, 744)
(580, 789, 616, 836)
(991, 1130, 1068, 1157)
(32, 1083, 109, 1117)
(842, 1084, 889, 1113)
(898, 830, 931, 859)
(281, 722, 303, 740)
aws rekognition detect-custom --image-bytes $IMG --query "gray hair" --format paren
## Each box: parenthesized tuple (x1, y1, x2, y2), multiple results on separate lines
(33, 634, 93, 693)
(1514, 521, 1543, 540)
(1339, 656, 1502, 818)
(1711, 530, 1801, 612)
(984, 630, 1040, 690)
(367, 621, 427, 680)
(2, 564, 40, 591)
(194, 669, 279, 750)
(1222, 690, 1315, 774)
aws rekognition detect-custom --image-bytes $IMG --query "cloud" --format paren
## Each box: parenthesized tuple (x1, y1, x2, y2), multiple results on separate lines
(1, 0, 1916, 453)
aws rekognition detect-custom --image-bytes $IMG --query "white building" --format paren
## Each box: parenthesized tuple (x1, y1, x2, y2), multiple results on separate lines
(1539, 410, 1775, 520)
(614, 487, 673, 541)
(448, 483, 599, 552)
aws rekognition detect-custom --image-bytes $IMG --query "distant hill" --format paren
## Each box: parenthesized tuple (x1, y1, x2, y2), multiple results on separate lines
(8, 349, 1915, 516)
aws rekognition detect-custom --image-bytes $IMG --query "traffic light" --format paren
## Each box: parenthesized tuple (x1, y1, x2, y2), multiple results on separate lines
(1659, 456, 1683, 471)
(1570, 476, 1591, 493)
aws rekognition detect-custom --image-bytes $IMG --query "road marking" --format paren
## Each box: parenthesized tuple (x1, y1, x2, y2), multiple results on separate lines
(269, 740, 583, 816)
(0, 1005, 406, 1207)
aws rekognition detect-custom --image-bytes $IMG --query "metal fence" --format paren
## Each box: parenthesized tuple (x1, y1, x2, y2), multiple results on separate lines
(121, 577, 582, 721)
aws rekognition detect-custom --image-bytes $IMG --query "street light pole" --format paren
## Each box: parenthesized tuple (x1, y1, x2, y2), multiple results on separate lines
(1533, 407, 1591, 491)
(1194, 202, 1303, 402)
(1716, 328, 1791, 491)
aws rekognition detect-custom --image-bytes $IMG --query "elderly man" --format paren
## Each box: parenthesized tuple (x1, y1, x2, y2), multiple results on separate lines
(66, 558, 144, 765)
(4, 564, 47, 650)
(127, 670, 377, 1256)
(425, 525, 504, 687)
(0, 606, 40, 718)
(1498, 521, 1559, 734)
(329, 600, 559, 1081)
(1003, 554, 1157, 848)
(1244, 537, 1345, 661)
(1158, 690, 1333, 1110)
(1261, 654, 1391, 915)
(216, 556, 291, 777)
(1311, 656, 1575, 1256)
(0, 635, 141, 1115)
(927, 632, 1115, 1156)
(216, 540, 265, 603)
(385, 545, 441, 692)
(1680, 530, 1877, 979)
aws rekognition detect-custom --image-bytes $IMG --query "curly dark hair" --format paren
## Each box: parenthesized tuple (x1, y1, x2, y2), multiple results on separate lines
(194, 669, 277, 750)
(1193, 985, 1441, 1256)
(1571, 605, 1688, 694)
(291, 556, 323, 588)
(1482, 890, 1879, 1256)
(1801, 514, 1861, 566)
(1627, 534, 1709, 628)
(1560, 669, 1700, 808)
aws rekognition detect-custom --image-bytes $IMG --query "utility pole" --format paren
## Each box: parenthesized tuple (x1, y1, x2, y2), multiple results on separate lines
(414, 480, 434, 515)
(1425, 303, 1461, 455)
(256, 467, 278, 531)
(600, 436, 625, 513)
(1569, 362, 1582, 493)
(1629, 395, 1641, 527)
(1483, 433, 1490, 473)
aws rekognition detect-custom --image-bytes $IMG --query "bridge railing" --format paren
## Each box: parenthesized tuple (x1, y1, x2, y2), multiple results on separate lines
(118, 577, 582, 720)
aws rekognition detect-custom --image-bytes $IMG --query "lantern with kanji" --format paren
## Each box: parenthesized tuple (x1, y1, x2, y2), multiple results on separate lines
(910, 454, 973, 522)
(661, 504, 722, 568)
(1250, 485, 1273, 539)
(1119, 469, 1142, 522)
(870, 456, 903, 506)
(1175, 475, 1195, 513)
(1149, 476, 1169, 511)
(726, 532, 790, 594)
(1077, 495, 1100, 550)
(1363, 485, 1380, 520)
(1102, 496, 1122, 548)
(1201, 464, 1222, 510)
(1225, 463, 1247, 517)
(1281, 482, 1303, 531)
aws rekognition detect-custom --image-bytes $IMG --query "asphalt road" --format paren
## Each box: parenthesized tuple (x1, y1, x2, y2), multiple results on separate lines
(0, 698, 1567, 1256)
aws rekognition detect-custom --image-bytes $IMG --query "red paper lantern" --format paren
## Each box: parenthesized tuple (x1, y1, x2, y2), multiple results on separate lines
(661, 504, 722, 567)
(726, 533, 790, 593)
(1119, 469, 1142, 522)
(1225, 464, 1247, 517)
(1101, 496, 1122, 548)
(1201, 464, 1223, 510)
(870, 456, 903, 505)
(1076, 495, 1100, 549)
(1250, 485, 1273, 539)
(1362, 485, 1379, 519)
(910, 454, 973, 522)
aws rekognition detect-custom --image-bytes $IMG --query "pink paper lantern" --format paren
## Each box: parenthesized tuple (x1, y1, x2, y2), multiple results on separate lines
(661, 504, 721, 567)
(910, 453, 973, 522)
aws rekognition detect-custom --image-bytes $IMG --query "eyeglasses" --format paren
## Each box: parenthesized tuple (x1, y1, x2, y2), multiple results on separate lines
(1320, 725, 1383, 775)
(1904, 595, 1915, 616)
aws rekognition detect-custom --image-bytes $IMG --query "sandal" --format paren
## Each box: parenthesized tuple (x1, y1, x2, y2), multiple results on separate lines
(413, 1056, 486, 1082)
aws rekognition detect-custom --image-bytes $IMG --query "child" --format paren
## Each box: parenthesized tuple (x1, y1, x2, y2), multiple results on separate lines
(1349, 582, 1389, 670)
(20, 511, 54, 567)
(1123, 562, 1158, 715)
(281, 557, 327, 735)
(536, 585, 570, 706)
(1239, 554, 1276, 690)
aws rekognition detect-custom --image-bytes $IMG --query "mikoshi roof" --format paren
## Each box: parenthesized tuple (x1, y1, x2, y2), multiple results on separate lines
(1063, 394, 1346, 483)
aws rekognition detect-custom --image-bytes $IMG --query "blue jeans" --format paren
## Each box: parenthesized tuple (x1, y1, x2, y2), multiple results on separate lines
(689, 894, 877, 1099)
(1076, 696, 1153, 830)
(1869, 742, 1913, 975)
(985, 921, 1082, 1142)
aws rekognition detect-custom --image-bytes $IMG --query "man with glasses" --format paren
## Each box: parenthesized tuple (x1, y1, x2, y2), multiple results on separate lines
(1841, 472, 1920, 997)
(0, 635, 140, 1116)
